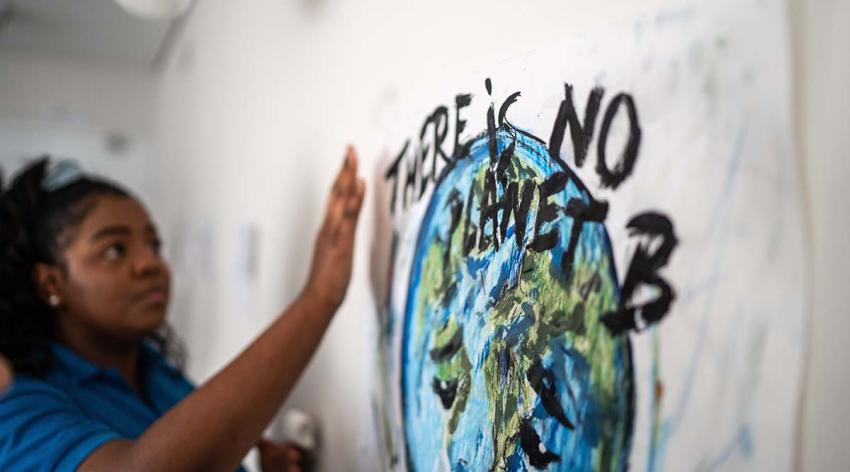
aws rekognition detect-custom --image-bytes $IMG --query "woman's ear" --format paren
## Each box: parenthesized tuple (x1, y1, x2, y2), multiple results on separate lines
(32, 262, 66, 308)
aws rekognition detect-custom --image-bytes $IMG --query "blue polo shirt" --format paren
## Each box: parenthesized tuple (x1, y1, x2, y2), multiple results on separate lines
(0, 343, 247, 471)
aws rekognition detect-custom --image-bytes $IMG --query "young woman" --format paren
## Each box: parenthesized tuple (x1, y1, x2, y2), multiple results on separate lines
(0, 148, 366, 471)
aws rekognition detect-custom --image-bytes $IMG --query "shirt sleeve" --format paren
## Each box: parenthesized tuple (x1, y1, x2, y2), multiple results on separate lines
(0, 377, 123, 472)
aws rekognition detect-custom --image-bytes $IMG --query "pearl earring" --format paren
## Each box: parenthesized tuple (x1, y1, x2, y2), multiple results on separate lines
(48, 295, 60, 307)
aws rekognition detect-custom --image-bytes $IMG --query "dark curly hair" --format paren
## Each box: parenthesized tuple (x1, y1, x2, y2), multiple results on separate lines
(0, 157, 185, 377)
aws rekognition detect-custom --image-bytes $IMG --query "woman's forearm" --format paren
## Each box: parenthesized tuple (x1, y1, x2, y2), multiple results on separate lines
(143, 289, 334, 470)
(83, 290, 336, 472)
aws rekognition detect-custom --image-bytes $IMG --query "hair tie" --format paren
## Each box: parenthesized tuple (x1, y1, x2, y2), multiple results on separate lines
(41, 159, 85, 193)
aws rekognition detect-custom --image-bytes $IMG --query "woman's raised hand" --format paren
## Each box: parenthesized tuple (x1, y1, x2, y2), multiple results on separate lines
(303, 146, 366, 313)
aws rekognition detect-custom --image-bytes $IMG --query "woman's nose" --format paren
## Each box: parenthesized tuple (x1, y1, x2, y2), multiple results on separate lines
(132, 247, 166, 277)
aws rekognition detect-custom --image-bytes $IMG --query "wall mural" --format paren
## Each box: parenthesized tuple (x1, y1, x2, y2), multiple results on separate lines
(371, 1, 805, 470)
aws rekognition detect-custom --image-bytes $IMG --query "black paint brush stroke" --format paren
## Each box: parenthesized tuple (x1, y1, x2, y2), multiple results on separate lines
(602, 212, 677, 335)
(519, 418, 561, 469)
(527, 357, 575, 429)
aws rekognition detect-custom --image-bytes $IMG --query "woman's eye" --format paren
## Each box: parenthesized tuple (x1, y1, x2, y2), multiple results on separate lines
(150, 239, 163, 254)
(103, 244, 125, 260)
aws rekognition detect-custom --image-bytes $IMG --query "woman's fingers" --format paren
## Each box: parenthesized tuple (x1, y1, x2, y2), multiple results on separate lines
(328, 147, 356, 199)
(338, 178, 366, 242)
(324, 146, 359, 238)
(330, 148, 358, 220)
(304, 146, 366, 310)
(341, 146, 358, 194)
(328, 148, 363, 243)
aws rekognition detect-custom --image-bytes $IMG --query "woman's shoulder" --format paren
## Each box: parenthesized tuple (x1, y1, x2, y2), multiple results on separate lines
(0, 374, 94, 441)
(0, 374, 78, 409)
(0, 374, 123, 472)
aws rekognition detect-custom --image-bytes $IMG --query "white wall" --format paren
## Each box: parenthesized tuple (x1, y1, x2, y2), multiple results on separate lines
(0, 52, 156, 201)
(792, 1, 850, 470)
(150, 1, 850, 471)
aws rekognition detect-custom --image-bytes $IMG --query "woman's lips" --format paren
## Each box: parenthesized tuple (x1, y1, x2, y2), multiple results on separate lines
(146, 290, 167, 304)
(137, 288, 168, 305)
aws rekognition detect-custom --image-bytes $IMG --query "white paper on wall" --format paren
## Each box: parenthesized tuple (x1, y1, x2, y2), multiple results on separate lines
(370, 1, 805, 471)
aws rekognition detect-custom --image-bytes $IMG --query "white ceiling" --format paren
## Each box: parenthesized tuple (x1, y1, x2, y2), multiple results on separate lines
(0, 0, 173, 67)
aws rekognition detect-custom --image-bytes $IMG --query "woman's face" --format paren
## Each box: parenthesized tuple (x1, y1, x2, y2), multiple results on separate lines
(54, 195, 171, 342)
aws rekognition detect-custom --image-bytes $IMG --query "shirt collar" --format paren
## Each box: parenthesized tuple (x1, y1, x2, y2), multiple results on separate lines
(49, 341, 167, 384)
(50, 342, 101, 382)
